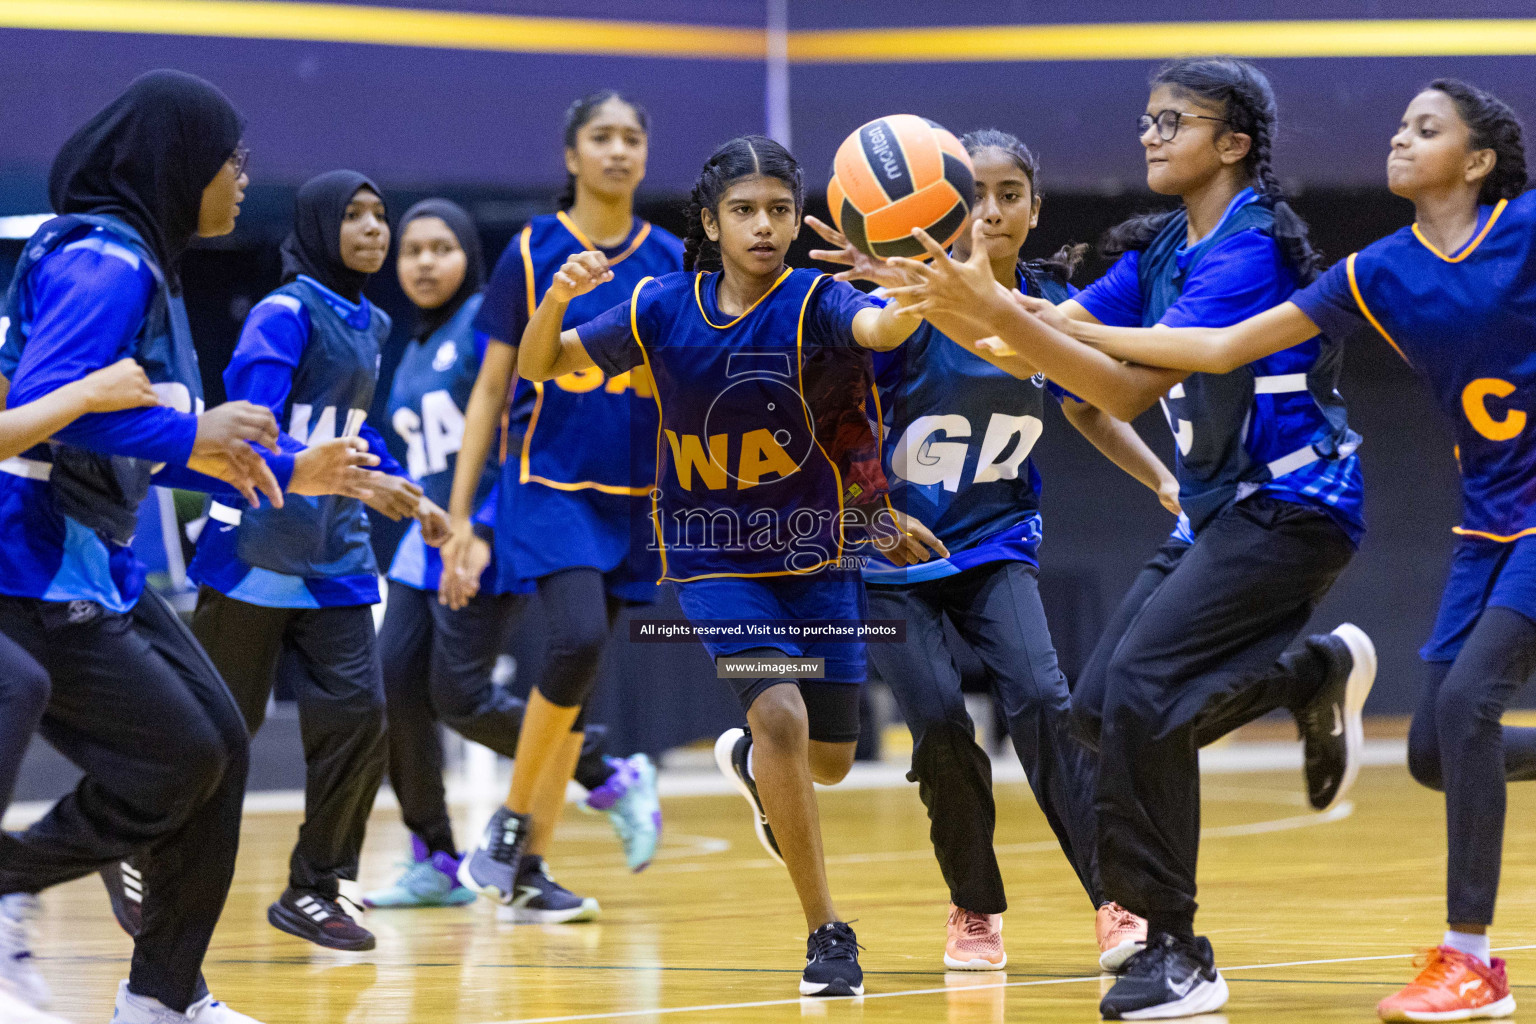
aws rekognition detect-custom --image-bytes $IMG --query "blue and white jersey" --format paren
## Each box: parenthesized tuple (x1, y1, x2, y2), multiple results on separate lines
(1295, 190, 1536, 545)
(863, 265, 1076, 584)
(576, 267, 877, 582)
(0, 214, 295, 611)
(477, 212, 683, 598)
(1077, 187, 1364, 543)
(385, 294, 499, 592)
(189, 274, 406, 608)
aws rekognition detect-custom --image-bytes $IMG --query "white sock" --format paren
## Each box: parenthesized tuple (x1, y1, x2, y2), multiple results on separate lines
(1443, 930, 1491, 966)
(746, 742, 755, 781)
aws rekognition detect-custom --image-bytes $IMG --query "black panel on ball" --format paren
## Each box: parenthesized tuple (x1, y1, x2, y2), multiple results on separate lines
(870, 233, 930, 260)
(841, 200, 872, 257)
(941, 152, 976, 202)
(927, 198, 970, 250)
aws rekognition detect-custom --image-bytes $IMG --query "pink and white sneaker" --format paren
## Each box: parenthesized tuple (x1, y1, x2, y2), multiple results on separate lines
(944, 903, 1006, 971)
(1095, 901, 1148, 973)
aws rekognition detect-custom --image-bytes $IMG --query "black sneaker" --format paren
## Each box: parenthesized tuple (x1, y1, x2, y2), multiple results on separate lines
(267, 887, 376, 951)
(713, 728, 783, 866)
(1099, 933, 1227, 1019)
(100, 859, 143, 937)
(502, 857, 600, 924)
(1296, 623, 1376, 811)
(457, 806, 531, 903)
(800, 921, 864, 997)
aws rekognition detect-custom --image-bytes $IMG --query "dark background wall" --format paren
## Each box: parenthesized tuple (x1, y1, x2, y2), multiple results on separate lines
(0, 2, 1527, 749)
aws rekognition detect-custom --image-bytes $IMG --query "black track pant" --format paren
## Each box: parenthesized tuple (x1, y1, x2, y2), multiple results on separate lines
(1407, 607, 1536, 925)
(379, 581, 613, 856)
(867, 561, 1101, 915)
(192, 587, 385, 897)
(0, 592, 249, 1013)
(0, 631, 48, 815)
(1071, 497, 1353, 940)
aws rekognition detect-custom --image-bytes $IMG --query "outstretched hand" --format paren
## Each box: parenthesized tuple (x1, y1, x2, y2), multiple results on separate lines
(884, 220, 1003, 323)
(804, 215, 907, 289)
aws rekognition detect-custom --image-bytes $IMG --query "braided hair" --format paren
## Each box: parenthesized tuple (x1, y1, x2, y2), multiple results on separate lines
(1427, 78, 1529, 204)
(1101, 57, 1322, 284)
(557, 90, 650, 210)
(682, 135, 804, 272)
(959, 128, 1087, 287)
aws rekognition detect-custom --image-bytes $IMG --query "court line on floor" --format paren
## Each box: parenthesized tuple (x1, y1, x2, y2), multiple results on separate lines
(470, 944, 1536, 1024)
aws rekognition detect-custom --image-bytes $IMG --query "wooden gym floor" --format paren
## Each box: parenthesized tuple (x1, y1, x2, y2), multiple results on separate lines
(26, 753, 1536, 1023)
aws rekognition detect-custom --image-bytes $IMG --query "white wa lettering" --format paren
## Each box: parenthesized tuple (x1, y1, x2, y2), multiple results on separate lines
(289, 404, 366, 445)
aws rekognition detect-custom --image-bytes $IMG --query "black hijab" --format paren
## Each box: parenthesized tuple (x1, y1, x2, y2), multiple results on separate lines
(398, 198, 485, 340)
(48, 69, 245, 294)
(280, 169, 384, 304)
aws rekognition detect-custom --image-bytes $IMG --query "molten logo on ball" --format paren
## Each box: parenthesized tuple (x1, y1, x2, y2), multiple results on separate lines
(828, 114, 974, 260)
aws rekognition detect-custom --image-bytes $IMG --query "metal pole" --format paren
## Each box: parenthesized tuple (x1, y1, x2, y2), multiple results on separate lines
(765, 0, 791, 149)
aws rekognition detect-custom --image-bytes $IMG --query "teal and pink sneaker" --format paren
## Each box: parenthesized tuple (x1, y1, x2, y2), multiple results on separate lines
(583, 754, 662, 872)
(364, 836, 477, 909)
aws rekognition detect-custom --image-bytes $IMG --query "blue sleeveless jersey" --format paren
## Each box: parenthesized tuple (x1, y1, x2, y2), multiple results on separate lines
(385, 294, 501, 592)
(1078, 188, 1364, 543)
(189, 276, 392, 608)
(476, 212, 682, 599)
(577, 268, 878, 582)
(1295, 191, 1536, 544)
(0, 215, 206, 611)
(863, 266, 1076, 584)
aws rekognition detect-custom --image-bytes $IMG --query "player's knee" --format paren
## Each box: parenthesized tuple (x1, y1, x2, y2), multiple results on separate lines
(1435, 677, 1499, 734)
(547, 617, 609, 677)
(748, 686, 809, 752)
(809, 742, 856, 785)
(1406, 732, 1445, 791)
(428, 671, 486, 725)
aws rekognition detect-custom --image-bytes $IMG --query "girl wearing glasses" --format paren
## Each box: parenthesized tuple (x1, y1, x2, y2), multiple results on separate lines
(887, 57, 1374, 1020)
(965, 78, 1531, 1024)
(0, 71, 379, 1024)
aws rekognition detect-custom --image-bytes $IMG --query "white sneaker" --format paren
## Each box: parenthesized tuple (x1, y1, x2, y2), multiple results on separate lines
(0, 985, 72, 1023)
(0, 893, 51, 1008)
(110, 981, 265, 1023)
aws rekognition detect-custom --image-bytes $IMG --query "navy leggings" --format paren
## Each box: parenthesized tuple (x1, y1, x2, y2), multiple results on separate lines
(1407, 606, 1536, 925)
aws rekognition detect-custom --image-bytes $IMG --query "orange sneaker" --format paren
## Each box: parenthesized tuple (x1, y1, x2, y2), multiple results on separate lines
(1095, 902, 1148, 973)
(1377, 946, 1515, 1021)
(944, 904, 1005, 971)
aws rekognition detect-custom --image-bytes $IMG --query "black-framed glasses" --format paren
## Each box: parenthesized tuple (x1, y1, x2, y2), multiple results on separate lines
(227, 144, 250, 178)
(1137, 110, 1229, 141)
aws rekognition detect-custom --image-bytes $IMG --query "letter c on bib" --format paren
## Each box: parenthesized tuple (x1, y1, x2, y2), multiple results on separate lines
(1462, 377, 1526, 442)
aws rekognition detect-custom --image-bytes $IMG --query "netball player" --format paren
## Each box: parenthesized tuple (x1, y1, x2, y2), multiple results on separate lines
(807, 127, 1175, 972)
(0, 70, 377, 1024)
(0, 360, 157, 1024)
(450, 91, 677, 921)
(888, 58, 1376, 1019)
(187, 171, 445, 952)
(1030, 78, 1532, 1024)
(368, 199, 657, 909)
(518, 134, 939, 997)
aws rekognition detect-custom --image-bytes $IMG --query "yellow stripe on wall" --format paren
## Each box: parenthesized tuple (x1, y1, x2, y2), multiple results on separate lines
(4, 2, 1536, 62)
(788, 18, 1536, 63)
(0, 0, 766, 59)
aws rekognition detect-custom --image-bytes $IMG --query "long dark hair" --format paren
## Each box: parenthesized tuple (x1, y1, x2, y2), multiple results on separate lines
(682, 135, 804, 272)
(960, 128, 1086, 287)
(1101, 57, 1322, 284)
(1427, 78, 1528, 204)
(557, 90, 650, 210)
